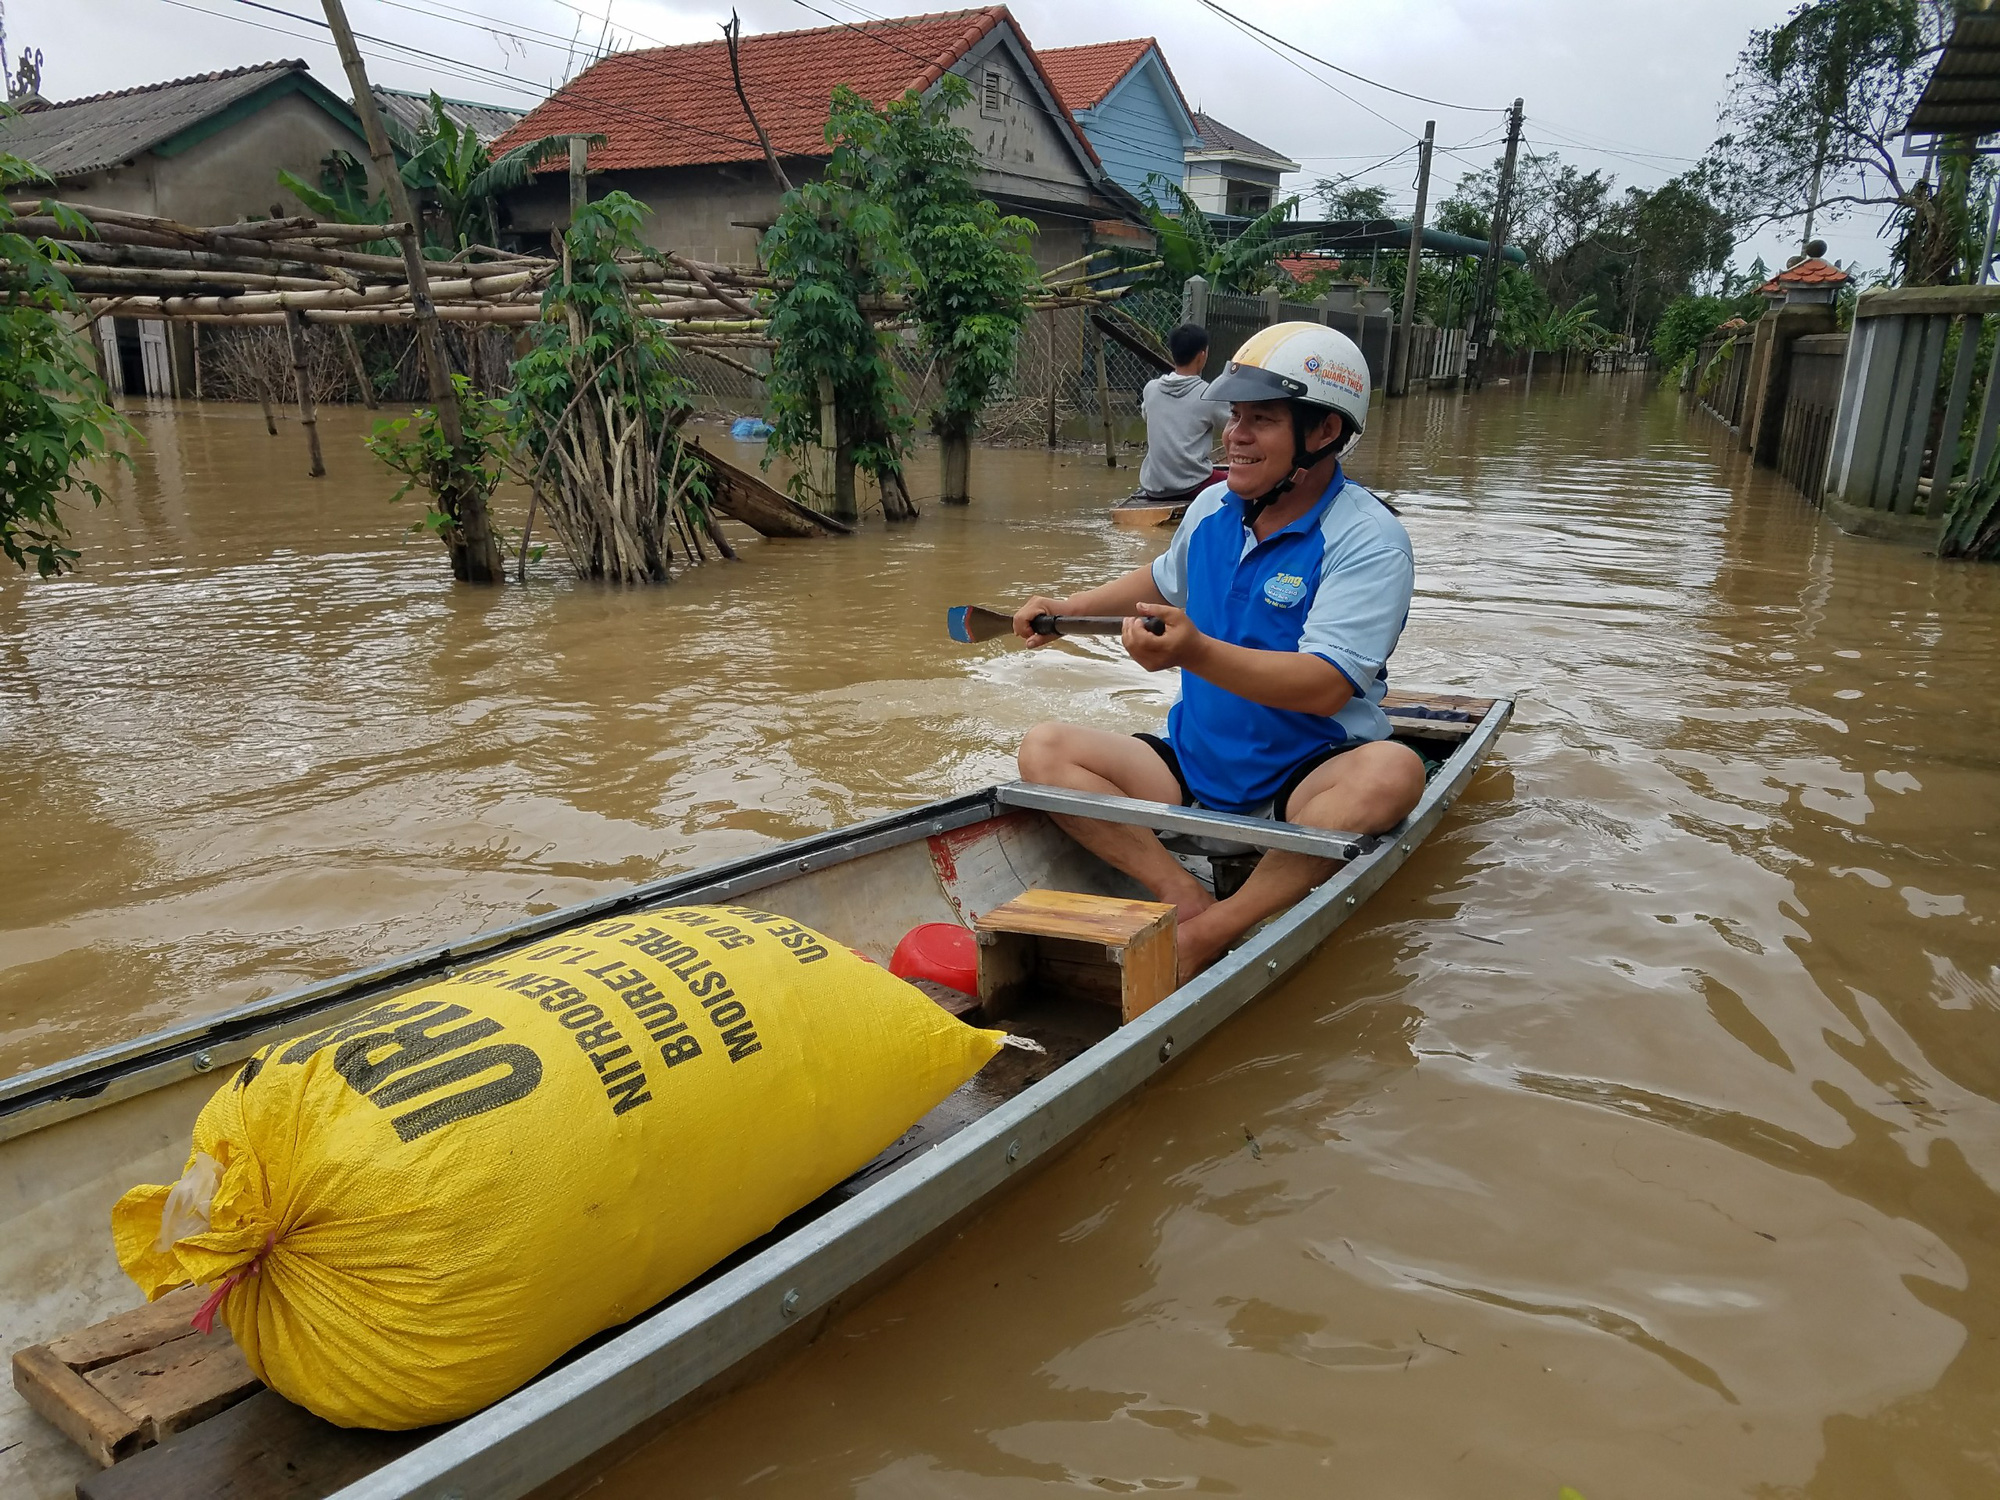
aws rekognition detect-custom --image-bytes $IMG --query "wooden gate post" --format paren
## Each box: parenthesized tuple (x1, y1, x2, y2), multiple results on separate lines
(284, 309, 326, 478)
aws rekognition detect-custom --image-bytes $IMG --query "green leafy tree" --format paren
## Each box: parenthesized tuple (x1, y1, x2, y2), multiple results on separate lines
(840, 75, 1035, 505)
(0, 150, 135, 575)
(1313, 181, 1390, 220)
(506, 192, 713, 579)
(762, 88, 920, 521)
(1703, 0, 1965, 280)
(1139, 177, 1316, 294)
(1649, 290, 1763, 371)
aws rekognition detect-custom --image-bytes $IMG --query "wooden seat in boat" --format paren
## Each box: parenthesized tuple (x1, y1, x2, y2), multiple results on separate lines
(975, 889, 1178, 1024)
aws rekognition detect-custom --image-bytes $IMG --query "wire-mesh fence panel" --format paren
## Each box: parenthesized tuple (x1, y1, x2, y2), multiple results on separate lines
(650, 277, 1451, 450)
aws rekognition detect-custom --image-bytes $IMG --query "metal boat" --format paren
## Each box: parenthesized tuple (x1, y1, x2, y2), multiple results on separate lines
(2, 688, 1509, 1500)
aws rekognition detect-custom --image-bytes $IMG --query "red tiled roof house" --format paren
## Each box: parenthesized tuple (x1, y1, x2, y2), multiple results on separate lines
(493, 7, 1146, 267)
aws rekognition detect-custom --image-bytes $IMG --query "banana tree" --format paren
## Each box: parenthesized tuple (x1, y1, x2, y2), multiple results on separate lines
(1516, 294, 1607, 387)
(280, 97, 591, 255)
(1138, 177, 1317, 294)
(399, 93, 594, 254)
(277, 150, 393, 252)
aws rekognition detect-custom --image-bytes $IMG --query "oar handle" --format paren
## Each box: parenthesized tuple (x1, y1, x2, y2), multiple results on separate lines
(1031, 613, 1167, 637)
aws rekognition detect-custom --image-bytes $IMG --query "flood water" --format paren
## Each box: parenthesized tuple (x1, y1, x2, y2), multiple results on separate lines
(4, 378, 1998, 1497)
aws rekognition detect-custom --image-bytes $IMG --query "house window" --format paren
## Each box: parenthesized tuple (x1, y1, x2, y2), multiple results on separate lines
(981, 68, 1004, 119)
(1225, 181, 1272, 218)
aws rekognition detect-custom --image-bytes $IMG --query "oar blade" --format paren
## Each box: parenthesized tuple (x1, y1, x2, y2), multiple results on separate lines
(946, 605, 1015, 643)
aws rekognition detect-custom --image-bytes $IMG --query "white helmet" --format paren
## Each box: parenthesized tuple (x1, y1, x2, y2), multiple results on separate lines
(1206, 321, 1370, 458)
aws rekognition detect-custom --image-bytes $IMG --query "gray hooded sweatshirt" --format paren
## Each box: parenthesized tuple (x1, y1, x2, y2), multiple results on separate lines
(1139, 372, 1229, 496)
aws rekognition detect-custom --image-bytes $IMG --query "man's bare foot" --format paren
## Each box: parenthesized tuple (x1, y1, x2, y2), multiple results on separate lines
(1168, 884, 1216, 925)
(1175, 904, 1238, 984)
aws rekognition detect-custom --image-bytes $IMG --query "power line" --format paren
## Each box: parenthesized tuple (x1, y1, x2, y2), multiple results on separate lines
(1192, 0, 1506, 114)
(1194, 1, 1416, 139)
(154, 0, 550, 101)
(200, 0, 784, 156)
(778, 0, 1174, 165)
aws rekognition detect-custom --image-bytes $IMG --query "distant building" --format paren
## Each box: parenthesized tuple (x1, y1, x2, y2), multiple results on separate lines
(372, 87, 524, 150)
(0, 59, 382, 398)
(490, 6, 1149, 268)
(1184, 112, 1299, 219)
(1038, 39, 1199, 205)
(0, 60, 377, 225)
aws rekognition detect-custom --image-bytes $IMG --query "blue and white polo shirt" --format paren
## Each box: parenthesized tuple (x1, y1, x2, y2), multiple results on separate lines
(1149, 468, 1414, 814)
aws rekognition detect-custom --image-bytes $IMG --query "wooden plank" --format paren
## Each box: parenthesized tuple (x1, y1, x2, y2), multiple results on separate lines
(1382, 688, 1494, 715)
(48, 1285, 211, 1372)
(1386, 712, 1474, 742)
(1115, 918, 1177, 1024)
(11, 1343, 146, 1467)
(974, 889, 1175, 947)
(83, 1327, 260, 1442)
(906, 977, 981, 1019)
(690, 440, 853, 537)
(976, 892, 1178, 1025)
(76, 1389, 429, 1500)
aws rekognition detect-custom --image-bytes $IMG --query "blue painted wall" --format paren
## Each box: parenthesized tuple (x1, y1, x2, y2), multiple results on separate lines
(1074, 55, 1197, 204)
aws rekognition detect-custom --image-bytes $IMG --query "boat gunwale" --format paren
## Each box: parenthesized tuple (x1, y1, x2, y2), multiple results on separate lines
(0, 790, 1008, 1140)
(324, 694, 1514, 1500)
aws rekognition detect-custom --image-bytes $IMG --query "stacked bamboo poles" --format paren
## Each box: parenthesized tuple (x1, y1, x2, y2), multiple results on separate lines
(33, 201, 1138, 347)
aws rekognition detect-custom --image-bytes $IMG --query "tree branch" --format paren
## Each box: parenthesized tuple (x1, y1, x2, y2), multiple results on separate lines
(725, 12, 792, 195)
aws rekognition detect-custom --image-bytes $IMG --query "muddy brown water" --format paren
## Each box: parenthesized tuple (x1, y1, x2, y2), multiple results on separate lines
(3, 378, 1998, 1496)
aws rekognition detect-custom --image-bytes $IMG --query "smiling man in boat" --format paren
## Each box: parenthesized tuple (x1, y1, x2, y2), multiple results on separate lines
(1014, 322, 1422, 980)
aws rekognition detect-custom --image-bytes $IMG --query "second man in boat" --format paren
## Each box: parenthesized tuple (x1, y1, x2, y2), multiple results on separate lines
(1014, 322, 1423, 980)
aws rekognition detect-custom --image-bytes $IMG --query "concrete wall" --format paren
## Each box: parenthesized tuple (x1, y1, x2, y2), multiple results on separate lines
(1183, 159, 1281, 216)
(509, 159, 1093, 273)
(1075, 59, 1192, 203)
(506, 161, 805, 264)
(54, 92, 377, 226)
(946, 34, 1101, 220)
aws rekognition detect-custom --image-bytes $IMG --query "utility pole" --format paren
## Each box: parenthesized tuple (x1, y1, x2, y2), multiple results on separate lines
(1390, 119, 1435, 398)
(1624, 245, 1641, 346)
(319, 0, 503, 582)
(1467, 97, 1523, 391)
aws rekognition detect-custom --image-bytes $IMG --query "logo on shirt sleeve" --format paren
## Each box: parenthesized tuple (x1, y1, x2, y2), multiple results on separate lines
(1262, 571, 1307, 608)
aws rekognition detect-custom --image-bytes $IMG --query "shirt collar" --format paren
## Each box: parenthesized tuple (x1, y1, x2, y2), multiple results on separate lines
(1227, 465, 1348, 543)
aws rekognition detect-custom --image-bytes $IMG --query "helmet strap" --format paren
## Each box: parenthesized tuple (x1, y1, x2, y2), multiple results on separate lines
(1241, 413, 1346, 527)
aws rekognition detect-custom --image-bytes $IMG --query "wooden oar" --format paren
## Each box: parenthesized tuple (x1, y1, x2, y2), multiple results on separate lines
(947, 605, 1167, 644)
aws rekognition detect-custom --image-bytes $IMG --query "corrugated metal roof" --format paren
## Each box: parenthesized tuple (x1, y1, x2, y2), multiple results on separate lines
(1189, 111, 1298, 171)
(0, 61, 306, 178)
(374, 87, 525, 148)
(1907, 12, 2000, 136)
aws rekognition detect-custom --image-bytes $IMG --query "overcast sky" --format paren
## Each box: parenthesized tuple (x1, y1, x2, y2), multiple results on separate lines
(14, 0, 1897, 278)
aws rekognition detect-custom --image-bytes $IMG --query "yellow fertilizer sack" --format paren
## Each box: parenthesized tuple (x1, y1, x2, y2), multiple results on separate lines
(112, 904, 1001, 1429)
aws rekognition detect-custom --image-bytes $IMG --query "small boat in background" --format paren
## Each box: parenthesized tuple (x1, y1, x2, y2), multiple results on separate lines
(1109, 467, 1227, 529)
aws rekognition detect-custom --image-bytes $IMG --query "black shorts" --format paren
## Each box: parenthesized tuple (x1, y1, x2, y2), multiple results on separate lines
(1134, 733, 1357, 823)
